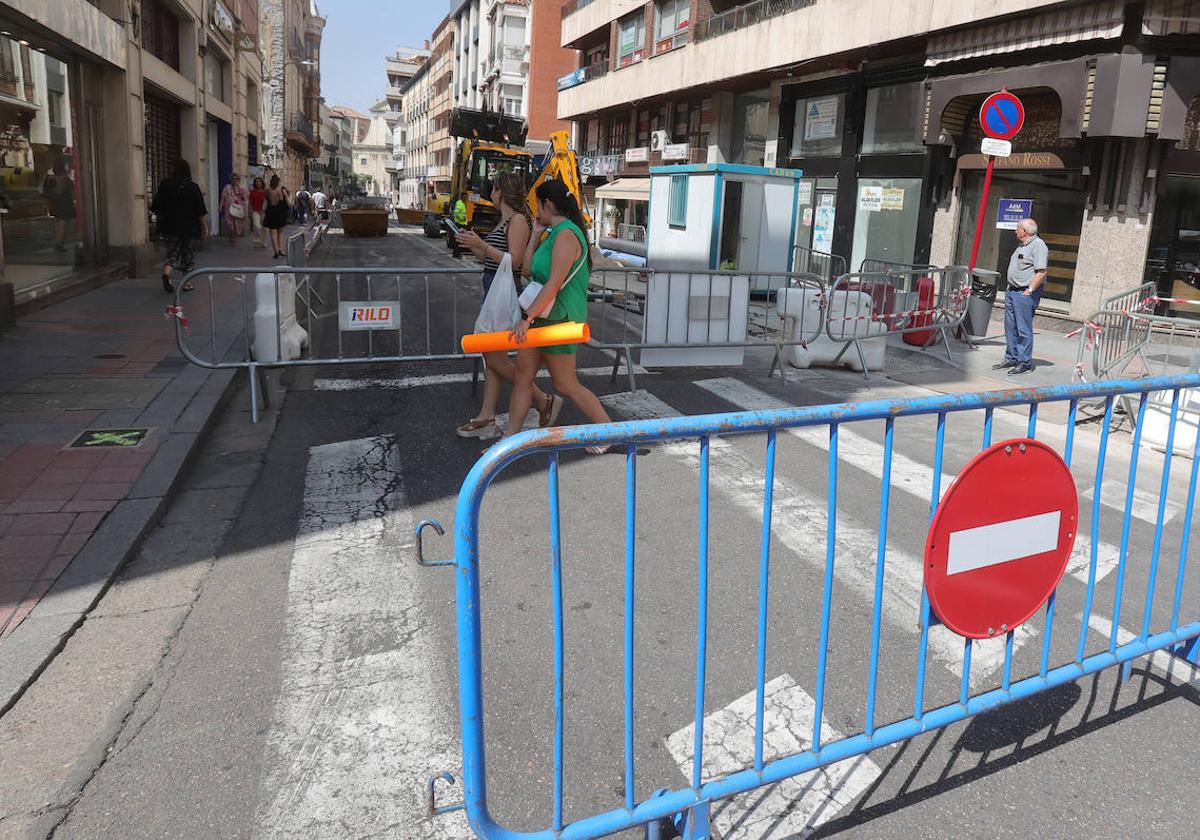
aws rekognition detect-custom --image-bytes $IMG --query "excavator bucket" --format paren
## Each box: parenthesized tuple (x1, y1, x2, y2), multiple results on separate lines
(449, 107, 528, 146)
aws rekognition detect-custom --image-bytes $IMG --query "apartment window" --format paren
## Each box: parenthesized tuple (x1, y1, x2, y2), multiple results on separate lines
(141, 0, 180, 71)
(361, 156, 368, 165)
(248, 133, 258, 165)
(617, 11, 645, 67)
(668, 174, 687, 228)
(246, 80, 259, 122)
(655, 0, 689, 54)
(501, 83, 522, 117)
(635, 106, 665, 148)
(48, 90, 65, 126)
(205, 50, 231, 104)
(606, 113, 629, 154)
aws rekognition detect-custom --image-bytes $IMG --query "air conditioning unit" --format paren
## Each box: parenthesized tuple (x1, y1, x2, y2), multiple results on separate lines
(650, 130, 669, 153)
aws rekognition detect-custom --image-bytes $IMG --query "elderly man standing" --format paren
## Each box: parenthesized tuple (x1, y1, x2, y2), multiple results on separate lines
(993, 217, 1049, 375)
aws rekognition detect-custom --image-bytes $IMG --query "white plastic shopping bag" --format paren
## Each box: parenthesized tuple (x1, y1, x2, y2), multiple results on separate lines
(474, 253, 521, 333)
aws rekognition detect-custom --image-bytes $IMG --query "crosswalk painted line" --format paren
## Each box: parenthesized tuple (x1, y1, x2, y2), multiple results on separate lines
(664, 675, 881, 839)
(1084, 614, 1200, 687)
(1081, 480, 1180, 526)
(600, 389, 1009, 685)
(694, 378, 1135, 644)
(254, 436, 471, 839)
(315, 365, 649, 391)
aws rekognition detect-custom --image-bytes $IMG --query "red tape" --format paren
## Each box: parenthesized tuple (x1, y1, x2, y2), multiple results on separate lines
(164, 304, 189, 330)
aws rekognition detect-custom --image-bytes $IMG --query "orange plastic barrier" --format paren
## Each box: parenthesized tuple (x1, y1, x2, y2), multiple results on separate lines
(461, 321, 591, 354)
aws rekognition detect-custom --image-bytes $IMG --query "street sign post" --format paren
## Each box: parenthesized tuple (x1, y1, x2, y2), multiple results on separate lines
(923, 438, 1077, 639)
(968, 89, 1026, 271)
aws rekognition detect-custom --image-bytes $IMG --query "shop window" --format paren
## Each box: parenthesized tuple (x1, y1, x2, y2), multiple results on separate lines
(790, 92, 844, 158)
(655, 0, 689, 53)
(862, 83, 925, 154)
(617, 11, 646, 67)
(850, 178, 923, 271)
(668, 174, 687, 228)
(0, 38, 86, 289)
(1146, 175, 1200, 317)
(141, 0, 181, 71)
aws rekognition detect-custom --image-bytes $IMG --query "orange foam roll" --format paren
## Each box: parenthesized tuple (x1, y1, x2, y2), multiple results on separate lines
(461, 321, 591, 354)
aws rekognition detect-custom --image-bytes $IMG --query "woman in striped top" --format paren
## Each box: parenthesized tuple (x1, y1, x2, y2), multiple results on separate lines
(453, 172, 562, 438)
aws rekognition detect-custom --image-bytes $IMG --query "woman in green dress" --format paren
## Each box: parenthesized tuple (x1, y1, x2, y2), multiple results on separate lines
(503, 179, 612, 452)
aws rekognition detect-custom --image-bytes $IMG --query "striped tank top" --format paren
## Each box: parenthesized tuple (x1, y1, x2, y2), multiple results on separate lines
(482, 215, 513, 272)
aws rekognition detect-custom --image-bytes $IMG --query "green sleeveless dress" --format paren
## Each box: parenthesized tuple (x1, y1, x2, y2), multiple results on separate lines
(528, 219, 589, 356)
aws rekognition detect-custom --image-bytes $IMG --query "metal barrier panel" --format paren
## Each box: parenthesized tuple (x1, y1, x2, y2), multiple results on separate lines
(171, 265, 483, 421)
(587, 268, 828, 389)
(425, 371, 1200, 839)
(791, 246, 847, 282)
(826, 267, 972, 376)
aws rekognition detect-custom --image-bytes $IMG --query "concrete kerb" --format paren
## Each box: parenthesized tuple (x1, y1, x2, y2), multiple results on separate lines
(0, 366, 244, 717)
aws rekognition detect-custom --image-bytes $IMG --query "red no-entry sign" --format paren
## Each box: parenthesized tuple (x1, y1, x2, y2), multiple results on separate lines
(924, 439, 1077, 639)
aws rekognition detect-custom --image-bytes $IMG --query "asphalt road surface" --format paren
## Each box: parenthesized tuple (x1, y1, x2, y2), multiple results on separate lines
(5, 224, 1200, 840)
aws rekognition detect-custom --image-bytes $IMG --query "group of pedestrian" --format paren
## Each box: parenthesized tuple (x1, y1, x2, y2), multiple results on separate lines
(454, 176, 612, 453)
(153, 160, 339, 291)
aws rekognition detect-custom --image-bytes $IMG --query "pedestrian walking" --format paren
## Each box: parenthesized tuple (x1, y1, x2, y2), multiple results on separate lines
(993, 217, 1049, 375)
(500, 179, 612, 453)
(220, 173, 248, 246)
(248, 176, 267, 248)
(454, 172, 562, 439)
(151, 158, 208, 294)
(312, 187, 329, 222)
(264, 174, 290, 259)
(294, 185, 311, 224)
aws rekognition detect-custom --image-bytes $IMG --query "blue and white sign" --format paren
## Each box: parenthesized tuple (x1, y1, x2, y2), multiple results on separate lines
(557, 68, 585, 92)
(996, 199, 1033, 231)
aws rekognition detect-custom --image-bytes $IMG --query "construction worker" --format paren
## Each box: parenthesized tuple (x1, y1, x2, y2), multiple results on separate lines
(451, 191, 469, 257)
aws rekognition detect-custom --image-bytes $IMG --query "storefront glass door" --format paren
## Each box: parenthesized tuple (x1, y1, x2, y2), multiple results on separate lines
(955, 171, 1086, 305)
(850, 177, 923, 271)
(1146, 175, 1200, 318)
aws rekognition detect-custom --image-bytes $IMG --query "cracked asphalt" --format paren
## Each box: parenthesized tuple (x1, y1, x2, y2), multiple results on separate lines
(3, 226, 1200, 839)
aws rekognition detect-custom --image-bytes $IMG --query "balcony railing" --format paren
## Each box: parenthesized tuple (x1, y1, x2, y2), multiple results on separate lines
(502, 45, 525, 61)
(694, 0, 817, 42)
(287, 113, 315, 143)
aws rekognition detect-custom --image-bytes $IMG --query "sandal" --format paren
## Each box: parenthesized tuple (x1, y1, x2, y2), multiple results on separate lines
(457, 417, 497, 439)
(539, 394, 564, 428)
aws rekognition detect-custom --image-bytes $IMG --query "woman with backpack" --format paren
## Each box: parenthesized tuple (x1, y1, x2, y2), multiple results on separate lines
(151, 158, 208, 294)
(264, 174, 290, 258)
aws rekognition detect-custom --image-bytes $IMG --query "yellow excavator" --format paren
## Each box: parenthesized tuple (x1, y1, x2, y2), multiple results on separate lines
(423, 107, 590, 243)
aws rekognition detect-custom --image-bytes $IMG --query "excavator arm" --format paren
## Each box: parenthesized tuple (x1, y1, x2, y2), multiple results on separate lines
(527, 130, 592, 229)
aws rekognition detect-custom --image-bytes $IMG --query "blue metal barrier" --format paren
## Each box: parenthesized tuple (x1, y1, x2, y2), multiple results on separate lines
(419, 372, 1200, 839)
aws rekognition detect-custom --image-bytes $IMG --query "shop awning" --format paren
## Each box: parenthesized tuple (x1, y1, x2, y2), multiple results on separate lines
(1143, 0, 1200, 35)
(595, 178, 650, 202)
(925, 0, 1125, 66)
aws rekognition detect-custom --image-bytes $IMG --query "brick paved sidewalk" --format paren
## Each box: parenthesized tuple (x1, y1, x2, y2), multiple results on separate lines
(0, 223, 318, 642)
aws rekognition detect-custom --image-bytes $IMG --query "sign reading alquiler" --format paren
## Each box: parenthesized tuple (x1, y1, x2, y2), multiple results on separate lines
(339, 302, 399, 331)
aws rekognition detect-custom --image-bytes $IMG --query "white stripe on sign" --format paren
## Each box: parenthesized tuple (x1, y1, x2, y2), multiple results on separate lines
(947, 511, 1062, 575)
(602, 389, 1009, 685)
(253, 437, 471, 839)
(315, 364, 649, 391)
(686, 379, 1032, 683)
(665, 675, 880, 839)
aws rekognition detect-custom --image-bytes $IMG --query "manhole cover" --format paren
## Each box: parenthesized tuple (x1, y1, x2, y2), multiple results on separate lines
(69, 428, 152, 448)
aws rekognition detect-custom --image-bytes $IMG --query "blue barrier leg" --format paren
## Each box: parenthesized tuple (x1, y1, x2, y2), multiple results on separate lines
(1111, 393, 1149, 653)
(1078, 397, 1115, 663)
(865, 418, 894, 735)
(1141, 389, 1180, 639)
(624, 445, 638, 812)
(754, 431, 777, 770)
